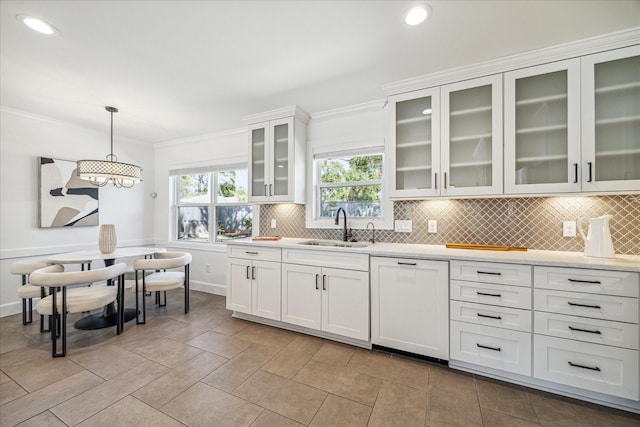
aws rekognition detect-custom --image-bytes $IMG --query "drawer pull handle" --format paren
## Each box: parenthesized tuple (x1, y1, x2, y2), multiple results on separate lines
(477, 291, 501, 298)
(477, 343, 501, 352)
(568, 326, 602, 335)
(568, 302, 601, 309)
(568, 361, 600, 372)
(568, 278, 602, 285)
(477, 270, 502, 276)
(322, 274, 327, 291)
(252, 266, 256, 280)
(246, 266, 250, 280)
(315, 274, 319, 290)
(245, 251, 259, 255)
(398, 262, 417, 266)
(477, 313, 502, 320)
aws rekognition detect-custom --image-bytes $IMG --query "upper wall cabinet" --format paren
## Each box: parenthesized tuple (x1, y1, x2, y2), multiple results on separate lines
(441, 74, 503, 197)
(388, 88, 441, 198)
(581, 45, 640, 193)
(504, 59, 582, 194)
(388, 75, 503, 198)
(245, 107, 309, 204)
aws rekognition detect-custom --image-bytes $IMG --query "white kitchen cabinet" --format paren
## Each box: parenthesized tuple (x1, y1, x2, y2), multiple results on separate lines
(226, 246, 282, 321)
(533, 266, 640, 402)
(246, 107, 308, 203)
(441, 74, 503, 196)
(281, 262, 369, 341)
(504, 59, 582, 194)
(371, 257, 449, 359)
(388, 88, 441, 198)
(581, 45, 640, 193)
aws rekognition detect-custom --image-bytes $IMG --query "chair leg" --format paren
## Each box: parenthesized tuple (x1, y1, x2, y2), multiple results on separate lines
(51, 287, 67, 357)
(185, 264, 190, 314)
(22, 298, 33, 325)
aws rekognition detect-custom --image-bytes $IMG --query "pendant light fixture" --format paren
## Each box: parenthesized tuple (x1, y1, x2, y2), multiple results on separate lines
(77, 106, 143, 188)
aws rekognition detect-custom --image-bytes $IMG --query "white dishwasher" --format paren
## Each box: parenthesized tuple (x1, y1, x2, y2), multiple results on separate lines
(370, 256, 449, 360)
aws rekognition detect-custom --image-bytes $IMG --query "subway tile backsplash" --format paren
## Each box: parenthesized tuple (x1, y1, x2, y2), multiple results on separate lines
(259, 195, 640, 255)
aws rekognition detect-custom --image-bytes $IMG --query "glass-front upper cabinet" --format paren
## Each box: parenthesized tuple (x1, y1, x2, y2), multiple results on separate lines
(581, 45, 640, 193)
(388, 88, 441, 198)
(504, 59, 581, 194)
(441, 74, 503, 196)
(248, 113, 305, 204)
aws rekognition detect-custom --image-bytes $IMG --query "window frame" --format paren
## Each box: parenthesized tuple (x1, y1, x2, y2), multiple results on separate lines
(172, 166, 254, 245)
(306, 144, 393, 230)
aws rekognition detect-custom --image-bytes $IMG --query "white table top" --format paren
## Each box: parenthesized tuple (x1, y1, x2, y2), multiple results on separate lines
(47, 247, 162, 264)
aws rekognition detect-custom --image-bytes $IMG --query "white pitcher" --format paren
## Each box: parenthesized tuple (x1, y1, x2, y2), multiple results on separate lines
(578, 215, 615, 258)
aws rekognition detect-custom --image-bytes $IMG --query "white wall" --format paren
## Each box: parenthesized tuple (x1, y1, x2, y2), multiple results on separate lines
(152, 128, 248, 296)
(0, 108, 155, 316)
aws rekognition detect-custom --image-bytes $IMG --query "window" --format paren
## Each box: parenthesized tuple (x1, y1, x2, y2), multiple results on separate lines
(318, 153, 383, 219)
(175, 168, 252, 243)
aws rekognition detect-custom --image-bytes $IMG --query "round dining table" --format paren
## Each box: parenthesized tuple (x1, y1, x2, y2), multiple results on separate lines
(47, 247, 163, 330)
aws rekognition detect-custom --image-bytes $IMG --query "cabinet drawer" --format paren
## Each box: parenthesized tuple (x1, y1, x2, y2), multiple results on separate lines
(450, 321, 531, 376)
(451, 280, 531, 310)
(534, 335, 639, 400)
(534, 267, 639, 297)
(228, 245, 282, 262)
(535, 312, 639, 350)
(282, 249, 369, 271)
(450, 261, 531, 287)
(451, 301, 531, 332)
(534, 289, 638, 323)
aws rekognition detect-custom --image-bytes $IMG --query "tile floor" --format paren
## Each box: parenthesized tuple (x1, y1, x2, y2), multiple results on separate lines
(1, 290, 639, 427)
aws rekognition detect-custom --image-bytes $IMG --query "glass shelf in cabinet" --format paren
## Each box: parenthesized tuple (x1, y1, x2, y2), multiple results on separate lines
(515, 154, 568, 164)
(396, 116, 432, 125)
(595, 81, 640, 94)
(396, 165, 432, 172)
(516, 124, 567, 135)
(594, 116, 640, 126)
(515, 93, 567, 106)
(449, 105, 492, 117)
(449, 133, 492, 143)
(396, 140, 432, 148)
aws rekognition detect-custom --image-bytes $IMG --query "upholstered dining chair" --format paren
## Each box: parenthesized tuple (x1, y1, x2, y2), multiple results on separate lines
(10, 260, 52, 329)
(132, 252, 192, 324)
(29, 263, 128, 357)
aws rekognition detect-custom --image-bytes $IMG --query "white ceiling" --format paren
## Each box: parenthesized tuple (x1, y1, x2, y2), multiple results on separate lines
(1, 1, 639, 144)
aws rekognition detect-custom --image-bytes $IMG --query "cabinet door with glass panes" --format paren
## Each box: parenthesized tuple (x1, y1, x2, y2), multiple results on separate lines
(441, 74, 503, 196)
(504, 59, 581, 194)
(581, 45, 640, 193)
(388, 88, 441, 198)
(248, 117, 295, 203)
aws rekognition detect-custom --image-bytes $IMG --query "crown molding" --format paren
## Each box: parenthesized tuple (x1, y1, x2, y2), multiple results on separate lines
(382, 27, 640, 96)
(242, 105, 310, 125)
(310, 99, 387, 122)
(155, 126, 246, 149)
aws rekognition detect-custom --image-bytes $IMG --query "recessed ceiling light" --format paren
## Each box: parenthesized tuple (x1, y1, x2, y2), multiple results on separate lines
(405, 4, 432, 26)
(16, 14, 59, 36)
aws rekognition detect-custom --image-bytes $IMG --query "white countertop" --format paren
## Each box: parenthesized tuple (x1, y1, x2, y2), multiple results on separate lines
(228, 238, 640, 272)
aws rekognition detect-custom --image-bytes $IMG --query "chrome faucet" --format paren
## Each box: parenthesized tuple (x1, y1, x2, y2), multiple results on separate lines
(334, 208, 348, 242)
(367, 222, 375, 244)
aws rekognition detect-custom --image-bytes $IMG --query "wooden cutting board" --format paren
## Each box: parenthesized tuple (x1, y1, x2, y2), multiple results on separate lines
(446, 242, 528, 251)
(252, 236, 281, 241)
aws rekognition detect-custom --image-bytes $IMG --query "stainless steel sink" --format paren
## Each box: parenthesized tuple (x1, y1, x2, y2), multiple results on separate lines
(298, 240, 369, 248)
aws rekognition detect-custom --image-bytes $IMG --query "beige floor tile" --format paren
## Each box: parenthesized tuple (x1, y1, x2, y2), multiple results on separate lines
(211, 317, 252, 336)
(529, 390, 640, 427)
(0, 370, 103, 427)
(348, 350, 429, 391)
(481, 407, 542, 427)
(187, 330, 252, 358)
(233, 370, 327, 424)
(233, 323, 297, 349)
(476, 377, 539, 423)
(15, 410, 66, 427)
(134, 351, 227, 408)
(1, 353, 84, 392)
(426, 368, 482, 427)
(250, 410, 305, 427)
(294, 359, 381, 406)
(368, 380, 427, 427)
(0, 379, 27, 405)
(69, 344, 147, 380)
(75, 395, 184, 427)
(113, 318, 190, 352)
(202, 343, 279, 392)
(0, 370, 11, 384)
(133, 337, 203, 368)
(161, 381, 262, 427)
(262, 335, 325, 378)
(311, 342, 356, 366)
(310, 394, 371, 427)
(50, 360, 168, 426)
